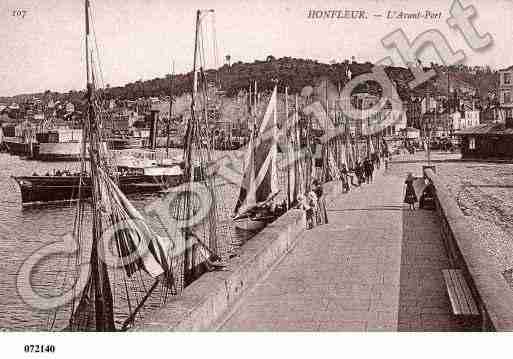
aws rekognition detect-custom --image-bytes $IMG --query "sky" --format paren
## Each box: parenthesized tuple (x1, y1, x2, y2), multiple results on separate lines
(1, 0, 512, 97)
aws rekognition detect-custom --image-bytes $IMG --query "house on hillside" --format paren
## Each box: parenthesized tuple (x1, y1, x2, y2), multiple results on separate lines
(498, 65, 513, 122)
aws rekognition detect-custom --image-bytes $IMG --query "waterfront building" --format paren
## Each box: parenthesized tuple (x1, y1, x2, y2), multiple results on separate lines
(457, 116, 513, 159)
(451, 109, 480, 131)
(498, 65, 513, 122)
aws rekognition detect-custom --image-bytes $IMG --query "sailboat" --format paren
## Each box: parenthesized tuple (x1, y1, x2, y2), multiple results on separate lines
(233, 86, 281, 232)
(39, 4, 235, 332)
(57, 0, 179, 331)
(285, 91, 303, 209)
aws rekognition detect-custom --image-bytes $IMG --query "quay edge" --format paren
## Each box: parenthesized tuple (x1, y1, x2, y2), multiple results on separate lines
(425, 168, 513, 331)
(132, 180, 345, 331)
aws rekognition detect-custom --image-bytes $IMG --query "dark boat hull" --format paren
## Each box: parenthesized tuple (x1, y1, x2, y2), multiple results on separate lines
(107, 138, 144, 150)
(35, 153, 83, 161)
(3, 138, 34, 156)
(233, 216, 273, 233)
(13, 174, 183, 205)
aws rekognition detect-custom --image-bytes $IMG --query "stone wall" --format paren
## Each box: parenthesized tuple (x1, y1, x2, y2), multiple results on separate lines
(425, 168, 513, 331)
(133, 181, 344, 331)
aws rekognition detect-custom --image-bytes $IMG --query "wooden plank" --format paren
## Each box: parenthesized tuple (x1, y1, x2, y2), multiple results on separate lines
(449, 269, 471, 315)
(442, 269, 479, 316)
(442, 269, 464, 315)
(454, 270, 480, 315)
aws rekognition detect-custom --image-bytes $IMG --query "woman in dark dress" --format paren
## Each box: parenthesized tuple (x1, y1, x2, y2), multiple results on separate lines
(404, 173, 418, 210)
(312, 180, 328, 224)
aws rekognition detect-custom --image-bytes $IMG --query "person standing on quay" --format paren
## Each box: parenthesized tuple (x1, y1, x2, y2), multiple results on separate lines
(404, 173, 418, 210)
(312, 180, 328, 224)
(354, 162, 363, 186)
(369, 158, 375, 182)
(363, 158, 374, 184)
(297, 194, 314, 229)
(362, 159, 369, 183)
(341, 164, 350, 192)
(372, 152, 380, 170)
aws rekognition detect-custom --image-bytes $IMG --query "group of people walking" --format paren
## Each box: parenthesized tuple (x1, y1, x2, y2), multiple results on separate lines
(298, 149, 390, 229)
(296, 144, 424, 230)
(342, 150, 388, 190)
(354, 158, 375, 185)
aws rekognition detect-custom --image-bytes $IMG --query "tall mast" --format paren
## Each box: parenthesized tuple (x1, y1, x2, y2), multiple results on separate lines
(295, 93, 301, 196)
(85, 0, 91, 87)
(73, 0, 115, 331)
(185, 9, 201, 183)
(324, 80, 329, 181)
(254, 80, 257, 116)
(247, 84, 251, 138)
(285, 86, 290, 209)
(167, 60, 175, 156)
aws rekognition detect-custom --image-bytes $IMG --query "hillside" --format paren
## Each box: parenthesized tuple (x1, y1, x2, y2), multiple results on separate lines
(0, 57, 499, 107)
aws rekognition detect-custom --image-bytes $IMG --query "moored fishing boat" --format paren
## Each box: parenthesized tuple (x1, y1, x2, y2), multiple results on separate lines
(233, 85, 282, 233)
(34, 128, 87, 161)
(42, 0, 181, 331)
(14, 138, 185, 206)
(20, 4, 238, 331)
(12, 171, 183, 206)
(3, 137, 35, 156)
(1, 121, 37, 157)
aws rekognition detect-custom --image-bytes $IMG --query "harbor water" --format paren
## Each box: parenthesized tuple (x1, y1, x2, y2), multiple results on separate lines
(0, 149, 289, 330)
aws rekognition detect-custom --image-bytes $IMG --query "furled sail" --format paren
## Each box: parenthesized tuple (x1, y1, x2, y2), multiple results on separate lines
(286, 109, 303, 207)
(96, 167, 173, 279)
(346, 140, 354, 170)
(68, 258, 115, 331)
(337, 138, 348, 170)
(233, 133, 255, 215)
(234, 86, 278, 216)
(327, 147, 339, 180)
(367, 135, 375, 158)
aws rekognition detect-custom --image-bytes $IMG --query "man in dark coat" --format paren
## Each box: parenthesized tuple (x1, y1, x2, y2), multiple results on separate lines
(364, 158, 374, 183)
(341, 164, 350, 192)
(354, 162, 363, 186)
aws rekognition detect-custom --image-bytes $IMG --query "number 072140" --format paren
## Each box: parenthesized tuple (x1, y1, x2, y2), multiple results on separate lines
(23, 344, 55, 353)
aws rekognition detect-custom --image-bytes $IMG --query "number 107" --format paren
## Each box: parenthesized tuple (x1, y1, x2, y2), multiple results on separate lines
(12, 9, 27, 18)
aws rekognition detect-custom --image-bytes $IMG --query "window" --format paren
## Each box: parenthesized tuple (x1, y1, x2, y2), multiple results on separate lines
(505, 72, 512, 85)
(505, 91, 512, 104)
(469, 137, 476, 150)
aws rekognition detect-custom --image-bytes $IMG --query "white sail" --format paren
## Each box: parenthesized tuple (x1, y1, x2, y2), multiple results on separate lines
(234, 86, 279, 216)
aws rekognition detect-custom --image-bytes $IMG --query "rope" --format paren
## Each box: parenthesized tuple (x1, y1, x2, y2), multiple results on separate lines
(89, 4, 105, 89)
(212, 13, 219, 70)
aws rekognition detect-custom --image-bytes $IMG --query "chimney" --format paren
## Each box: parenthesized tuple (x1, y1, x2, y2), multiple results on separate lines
(149, 108, 159, 150)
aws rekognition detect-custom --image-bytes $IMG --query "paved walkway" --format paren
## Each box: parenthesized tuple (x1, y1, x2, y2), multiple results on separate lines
(219, 165, 476, 331)
(397, 207, 475, 331)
